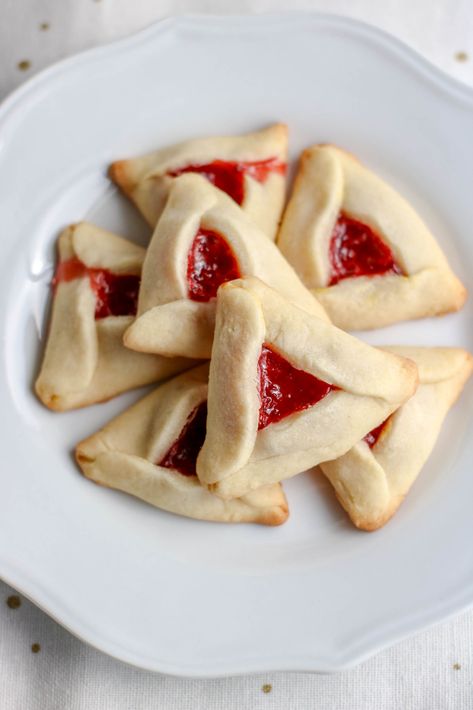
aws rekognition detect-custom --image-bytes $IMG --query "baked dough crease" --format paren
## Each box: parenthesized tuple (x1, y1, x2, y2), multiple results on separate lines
(110, 123, 288, 240)
(277, 144, 466, 330)
(124, 174, 328, 360)
(320, 346, 473, 530)
(196, 277, 419, 500)
(76, 364, 289, 525)
(35, 222, 194, 410)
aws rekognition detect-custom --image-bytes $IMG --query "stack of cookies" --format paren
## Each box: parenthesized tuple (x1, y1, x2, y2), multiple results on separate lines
(35, 124, 472, 531)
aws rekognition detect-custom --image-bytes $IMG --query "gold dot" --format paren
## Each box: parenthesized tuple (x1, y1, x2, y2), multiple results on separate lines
(6, 595, 21, 609)
(262, 684, 272, 694)
(17, 60, 31, 71)
(453, 662, 461, 670)
(40, 22, 50, 31)
(31, 643, 41, 653)
(455, 51, 468, 62)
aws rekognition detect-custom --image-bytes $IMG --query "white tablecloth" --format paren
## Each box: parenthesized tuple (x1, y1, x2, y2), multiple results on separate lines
(1, 1, 473, 708)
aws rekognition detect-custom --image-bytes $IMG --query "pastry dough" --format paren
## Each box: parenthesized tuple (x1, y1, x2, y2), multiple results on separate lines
(196, 277, 419, 499)
(124, 174, 329, 359)
(76, 364, 289, 525)
(320, 346, 473, 531)
(35, 222, 194, 410)
(110, 124, 288, 240)
(277, 145, 466, 330)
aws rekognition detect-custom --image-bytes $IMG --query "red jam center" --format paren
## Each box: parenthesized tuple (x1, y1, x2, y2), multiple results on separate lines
(168, 157, 286, 205)
(329, 213, 402, 286)
(257, 345, 336, 430)
(187, 228, 240, 302)
(158, 401, 208, 477)
(53, 257, 140, 319)
(364, 418, 389, 448)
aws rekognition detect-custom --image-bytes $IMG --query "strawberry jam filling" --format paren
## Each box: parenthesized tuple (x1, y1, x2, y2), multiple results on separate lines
(168, 157, 286, 205)
(159, 401, 208, 477)
(257, 345, 336, 430)
(187, 228, 240, 302)
(53, 257, 140, 319)
(364, 418, 389, 448)
(329, 213, 402, 286)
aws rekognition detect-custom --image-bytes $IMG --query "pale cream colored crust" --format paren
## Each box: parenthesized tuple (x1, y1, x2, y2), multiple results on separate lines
(196, 278, 419, 499)
(35, 222, 194, 410)
(110, 123, 288, 240)
(277, 145, 466, 330)
(76, 365, 289, 525)
(320, 347, 473, 531)
(124, 174, 329, 359)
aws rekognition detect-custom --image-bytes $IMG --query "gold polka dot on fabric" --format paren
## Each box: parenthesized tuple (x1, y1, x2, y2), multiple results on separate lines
(31, 643, 41, 654)
(17, 60, 31, 71)
(6, 595, 21, 609)
(261, 684, 272, 694)
(454, 51, 469, 62)
(453, 662, 461, 670)
(40, 22, 50, 31)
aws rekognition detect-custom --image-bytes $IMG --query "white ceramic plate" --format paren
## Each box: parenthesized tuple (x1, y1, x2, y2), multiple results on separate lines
(1, 13, 473, 677)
